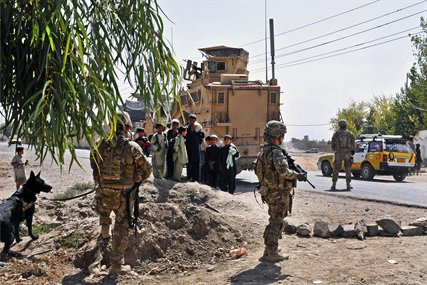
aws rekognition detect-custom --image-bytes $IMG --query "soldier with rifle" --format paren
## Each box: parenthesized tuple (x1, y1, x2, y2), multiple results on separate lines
(254, 120, 307, 262)
(90, 111, 151, 274)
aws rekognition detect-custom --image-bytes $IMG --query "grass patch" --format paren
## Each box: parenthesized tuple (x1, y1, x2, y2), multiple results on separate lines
(53, 181, 94, 200)
(56, 231, 86, 248)
(32, 223, 58, 236)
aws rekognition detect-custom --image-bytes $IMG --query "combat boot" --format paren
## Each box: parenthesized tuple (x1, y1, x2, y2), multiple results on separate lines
(261, 248, 289, 263)
(330, 182, 336, 190)
(346, 183, 353, 190)
(109, 264, 132, 275)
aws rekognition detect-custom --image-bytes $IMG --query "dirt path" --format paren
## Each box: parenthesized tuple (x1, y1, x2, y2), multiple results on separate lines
(0, 144, 426, 285)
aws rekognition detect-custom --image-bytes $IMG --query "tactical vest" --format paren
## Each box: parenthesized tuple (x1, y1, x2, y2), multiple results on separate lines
(97, 138, 136, 190)
(337, 130, 351, 150)
(255, 145, 280, 189)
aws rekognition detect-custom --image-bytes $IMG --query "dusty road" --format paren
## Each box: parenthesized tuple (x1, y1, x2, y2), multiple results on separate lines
(0, 144, 426, 285)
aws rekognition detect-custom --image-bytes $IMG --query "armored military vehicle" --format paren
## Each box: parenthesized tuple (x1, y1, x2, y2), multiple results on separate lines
(173, 46, 281, 173)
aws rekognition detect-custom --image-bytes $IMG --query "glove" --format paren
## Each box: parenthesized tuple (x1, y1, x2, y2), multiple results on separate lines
(297, 173, 307, 182)
(351, 150, 355, 155)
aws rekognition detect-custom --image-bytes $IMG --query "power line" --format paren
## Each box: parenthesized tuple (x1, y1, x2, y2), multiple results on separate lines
(240, 0, 382, 47)
(190, 0, 382, 60)
(249, 0, 427, 61)
(251, 27, 421, 72)
(251, 32, 420, 72)
(250, 9, 426, 66)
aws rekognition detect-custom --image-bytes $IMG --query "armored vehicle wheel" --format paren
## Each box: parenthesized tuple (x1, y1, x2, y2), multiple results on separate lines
(361, 164, 375, 180)
(321, 161, 333, 177)
(393, 173, 406, 182)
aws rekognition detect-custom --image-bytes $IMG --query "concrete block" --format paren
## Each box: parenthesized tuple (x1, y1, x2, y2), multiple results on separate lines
(366, 224, 379, 237)
(401, 226, 424, 236)
(328, 223, 344, 237)
(342, 230, 356, 238)
(409, 217, 427, 228)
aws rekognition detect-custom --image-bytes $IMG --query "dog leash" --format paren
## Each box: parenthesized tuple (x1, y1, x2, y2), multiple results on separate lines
(49, 187, 97, 202)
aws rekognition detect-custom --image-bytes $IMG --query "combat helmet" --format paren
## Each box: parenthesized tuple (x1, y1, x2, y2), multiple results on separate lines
(338, 119, 347, 130)
(116, 110, 132, 132)
(263, 120, 287, 142)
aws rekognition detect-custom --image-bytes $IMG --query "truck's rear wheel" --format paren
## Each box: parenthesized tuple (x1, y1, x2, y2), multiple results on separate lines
(361, 164, 375, 180)
(393, 173, 406, 182)
(321, 161, 333, 177)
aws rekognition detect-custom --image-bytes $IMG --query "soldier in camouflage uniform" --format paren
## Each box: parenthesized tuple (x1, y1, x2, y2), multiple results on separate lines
(331, 119, 356, 190)
(90, 111, 152, 274)
(255, 121, 305, 262)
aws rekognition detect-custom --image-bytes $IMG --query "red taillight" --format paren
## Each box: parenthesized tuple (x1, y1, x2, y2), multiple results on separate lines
(383, 154, 388, 161)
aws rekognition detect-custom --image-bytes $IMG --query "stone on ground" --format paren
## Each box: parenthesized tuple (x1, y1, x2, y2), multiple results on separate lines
(400, 226, 424, 236)
(328, 223, 344, 237)
(354, 220, 368, 240)
(376, 218, 401, 235)
(313, 220, 331, 239)
(366, 224, 379, 237)
(297, 224, 312, 237)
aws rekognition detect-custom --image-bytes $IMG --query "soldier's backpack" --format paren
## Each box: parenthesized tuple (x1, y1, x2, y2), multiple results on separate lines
(99, 139, 128, 184)
(337, 130, 350, 149)
(254, 150, 265, 182)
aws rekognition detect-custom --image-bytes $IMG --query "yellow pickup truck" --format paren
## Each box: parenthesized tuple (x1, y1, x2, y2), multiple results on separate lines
(317, 134, 416, 182)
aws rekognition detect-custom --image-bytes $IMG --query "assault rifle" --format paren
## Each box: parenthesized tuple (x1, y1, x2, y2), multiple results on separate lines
(126, 181, 142, 235)
(282, 149, 316, 189)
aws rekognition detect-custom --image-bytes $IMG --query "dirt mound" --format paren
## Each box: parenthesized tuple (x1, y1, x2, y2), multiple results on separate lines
(1, 178, 249, 283)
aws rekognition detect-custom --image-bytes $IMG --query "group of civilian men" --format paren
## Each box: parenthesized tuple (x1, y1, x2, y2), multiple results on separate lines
(132, 114, 240, 194)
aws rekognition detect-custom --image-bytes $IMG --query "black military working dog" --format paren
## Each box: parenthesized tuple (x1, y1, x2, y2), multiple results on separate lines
(0, 171, 52, 256)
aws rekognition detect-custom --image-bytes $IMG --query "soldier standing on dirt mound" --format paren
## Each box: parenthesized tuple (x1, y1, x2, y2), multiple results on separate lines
(255, 121, 306, 262)
(90, 111, 152, 274)
(331, 119, 356, 190)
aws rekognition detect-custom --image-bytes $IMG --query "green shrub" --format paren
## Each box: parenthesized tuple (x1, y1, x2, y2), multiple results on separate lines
(53, 181, 94, 200)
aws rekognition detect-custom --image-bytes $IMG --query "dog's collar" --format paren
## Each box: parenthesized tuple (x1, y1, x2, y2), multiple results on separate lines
(22, 185, 37, 193)
(23, 201, 35, 211)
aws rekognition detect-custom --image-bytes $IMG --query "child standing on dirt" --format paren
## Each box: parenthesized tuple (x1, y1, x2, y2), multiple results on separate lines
(219, 135, 240, 194)
(173, 126, 188, 181)
(150, 123, 167, 179)
(205, 135, 220, 188)
(11, 146, 28, 189)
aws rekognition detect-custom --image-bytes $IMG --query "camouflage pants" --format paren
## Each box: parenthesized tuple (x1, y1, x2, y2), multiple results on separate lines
(332, 151, 352, 184)
(96, 187, 135, 266)
(263, 189, 292, 251)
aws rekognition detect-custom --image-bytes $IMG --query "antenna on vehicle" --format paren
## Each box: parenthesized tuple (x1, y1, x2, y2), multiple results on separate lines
(269, 18, 276, 84)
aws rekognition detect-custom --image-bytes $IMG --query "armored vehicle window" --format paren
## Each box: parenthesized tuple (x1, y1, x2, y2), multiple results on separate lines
(270, 92, 277, 104)
(207, 61, 226, 72)
(208, 61, 216, 73)
(217, 62, 226, 71)
(218, 92, 225, 104)
(180, 94, 188, 105)
(190, 90, 200, 102)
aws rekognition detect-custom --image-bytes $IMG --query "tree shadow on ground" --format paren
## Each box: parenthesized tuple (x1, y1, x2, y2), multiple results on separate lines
(230, 261, 291, 285)
(62, 269, 118, 285)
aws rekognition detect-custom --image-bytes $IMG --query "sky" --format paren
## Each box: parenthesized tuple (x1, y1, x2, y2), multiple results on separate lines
(123, 0, 426, 141)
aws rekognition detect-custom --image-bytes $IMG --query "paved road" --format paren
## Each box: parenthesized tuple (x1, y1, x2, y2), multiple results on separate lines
(4, 143, 425, 207)
(236, 170, 427, 208)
